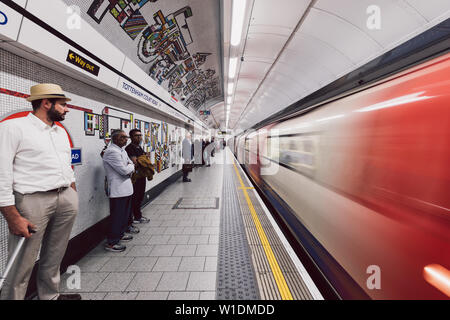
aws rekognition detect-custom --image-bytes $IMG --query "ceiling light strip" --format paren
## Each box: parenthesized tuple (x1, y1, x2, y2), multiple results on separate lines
(229, 57, 238, 79)
(230, 0, 247, 46)
(232, 0, 318, 129)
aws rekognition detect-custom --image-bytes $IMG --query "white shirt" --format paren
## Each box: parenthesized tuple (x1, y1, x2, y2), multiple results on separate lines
(102, 143, 135, 198)
(0, 113, 75, 206)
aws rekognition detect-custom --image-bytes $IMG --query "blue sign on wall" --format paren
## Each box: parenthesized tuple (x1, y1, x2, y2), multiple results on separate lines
(71, 148, 82, 166)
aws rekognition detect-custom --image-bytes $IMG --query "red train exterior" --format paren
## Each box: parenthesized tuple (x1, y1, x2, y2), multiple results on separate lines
(236, 53, 450, 299)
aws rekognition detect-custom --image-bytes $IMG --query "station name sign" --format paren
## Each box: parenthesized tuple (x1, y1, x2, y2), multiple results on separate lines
(66, 49, 100, 76)
(121, 81, 159, 106)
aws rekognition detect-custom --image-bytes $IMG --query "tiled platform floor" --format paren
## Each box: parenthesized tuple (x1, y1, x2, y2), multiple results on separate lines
(60, 151, 225, 300)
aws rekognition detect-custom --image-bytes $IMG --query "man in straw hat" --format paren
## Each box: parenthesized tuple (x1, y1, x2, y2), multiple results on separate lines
(0, 83, 81, 300)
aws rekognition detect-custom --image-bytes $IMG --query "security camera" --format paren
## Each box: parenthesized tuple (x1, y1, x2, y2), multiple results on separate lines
(180, 95, 187, 102)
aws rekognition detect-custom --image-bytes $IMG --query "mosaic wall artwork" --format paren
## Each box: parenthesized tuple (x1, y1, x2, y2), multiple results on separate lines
(161, 121, 169, 171)
(83, 106, 134, 144)
(169, 127, 178, 167)
(161, 121, 168, 146)
(144, 121, 150, 150)
(82, 106, 175, 172)
(151, 122, 159, 151)
(73, 0, 222, 114)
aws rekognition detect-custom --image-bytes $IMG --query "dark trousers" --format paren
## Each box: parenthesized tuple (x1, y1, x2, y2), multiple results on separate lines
(182, 164, 190, 180)
(108, 195, 132, 245)
(128, 178, 146, 225)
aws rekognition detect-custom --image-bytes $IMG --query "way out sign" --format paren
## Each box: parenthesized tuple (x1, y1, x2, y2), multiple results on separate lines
(71, 148, 82, 166)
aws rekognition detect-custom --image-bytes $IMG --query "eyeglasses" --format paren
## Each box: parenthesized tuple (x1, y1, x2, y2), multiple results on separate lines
(133, 134, 143, 137)
(119, 135, 129, 139)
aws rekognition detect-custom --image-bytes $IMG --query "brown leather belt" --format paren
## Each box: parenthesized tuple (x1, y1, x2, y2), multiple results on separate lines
(47, 187, 68, 193)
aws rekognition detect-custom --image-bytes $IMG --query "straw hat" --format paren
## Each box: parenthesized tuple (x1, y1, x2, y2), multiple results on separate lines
(26, 83, 71, 102)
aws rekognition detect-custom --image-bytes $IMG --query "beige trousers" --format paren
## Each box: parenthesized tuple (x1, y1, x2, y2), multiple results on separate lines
(0, 187, 78, 300)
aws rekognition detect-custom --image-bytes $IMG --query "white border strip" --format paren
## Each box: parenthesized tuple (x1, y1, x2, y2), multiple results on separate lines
(230, 149, 324, 300)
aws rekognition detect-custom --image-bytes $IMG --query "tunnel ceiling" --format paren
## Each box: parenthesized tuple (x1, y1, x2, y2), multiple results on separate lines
(63, 0, 223, 126)
(217, 0, 450, 132)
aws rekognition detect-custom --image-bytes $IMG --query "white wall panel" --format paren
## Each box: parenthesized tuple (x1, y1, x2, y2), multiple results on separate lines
(11, 0, 27, 6)
(17, 17, 120, 88)
(236, 77, 260, 92)
(244, 33, 289, 61)
(248, 25, 292, 37)
(268, 65, 314, 93)
(239, 61, 272, 80)
(25, 0, 125, 71)
(0, 1, 26, 41)
(405, 0, 450, 22)
(279, 48, 335, 86)
(250, 0, 310, 29)
(301, 8, 382, 64)
(315, 0, 426, 47)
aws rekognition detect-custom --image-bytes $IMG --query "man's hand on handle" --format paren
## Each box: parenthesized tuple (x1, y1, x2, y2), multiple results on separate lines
(0, 205, 37, 238)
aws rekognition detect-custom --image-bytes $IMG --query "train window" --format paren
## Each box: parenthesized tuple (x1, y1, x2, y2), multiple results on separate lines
(245, 137, 250, 163)
(278, 135, 319, 177)
(289, 141, 297, 150)
(266, 136, 279, 162)
(249, 133, 258, 164)
(303, 140, 313, 153)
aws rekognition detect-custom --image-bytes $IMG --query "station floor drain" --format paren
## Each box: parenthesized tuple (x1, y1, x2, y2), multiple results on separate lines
(173, 197, 220, 209)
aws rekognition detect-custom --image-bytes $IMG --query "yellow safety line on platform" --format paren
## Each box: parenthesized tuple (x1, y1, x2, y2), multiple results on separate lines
(232, 162, 293, 300)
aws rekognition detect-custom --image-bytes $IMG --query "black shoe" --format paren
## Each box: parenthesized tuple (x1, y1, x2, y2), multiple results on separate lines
(183, 178, 191, 182)
(57, 293, 82, 300)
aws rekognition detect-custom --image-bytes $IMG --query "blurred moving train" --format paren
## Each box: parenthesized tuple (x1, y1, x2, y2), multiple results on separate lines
(232, 52, 450, 299)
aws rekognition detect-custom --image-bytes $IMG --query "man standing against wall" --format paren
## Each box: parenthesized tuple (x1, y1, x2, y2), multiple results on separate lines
(182, 132, 193, 182)
(125, 129, 150, 225)
(102, 130, 135, 252)
(0, 83, 80, 300)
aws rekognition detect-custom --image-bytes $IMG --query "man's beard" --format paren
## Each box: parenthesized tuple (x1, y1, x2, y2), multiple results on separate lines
(48, 104, 66, 122)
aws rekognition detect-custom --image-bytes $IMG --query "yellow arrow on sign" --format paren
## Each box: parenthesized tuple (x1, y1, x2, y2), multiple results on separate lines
(69, 53, 74, 60)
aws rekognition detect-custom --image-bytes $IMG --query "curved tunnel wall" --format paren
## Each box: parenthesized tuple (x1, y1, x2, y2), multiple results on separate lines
(0, 0, 209, 275)
(0, 47, 187, 264)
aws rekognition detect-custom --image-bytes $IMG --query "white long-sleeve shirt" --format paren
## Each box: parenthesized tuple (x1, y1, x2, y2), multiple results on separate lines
(0, 113, 75, 206)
